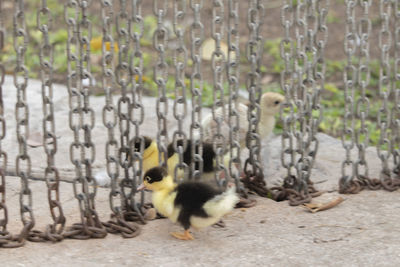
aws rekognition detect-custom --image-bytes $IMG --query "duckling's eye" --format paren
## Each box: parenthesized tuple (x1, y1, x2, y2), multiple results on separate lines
(145, 176, 151, 182)
(274, 100, 280, 105)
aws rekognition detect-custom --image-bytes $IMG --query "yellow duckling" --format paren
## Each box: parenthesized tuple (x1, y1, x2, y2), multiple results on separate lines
(137, 166, 239, 240)
(202, 92, 285, 148)
(135, 136, 233, 182)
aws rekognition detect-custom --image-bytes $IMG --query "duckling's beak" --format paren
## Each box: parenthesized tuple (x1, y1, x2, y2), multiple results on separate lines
(137, 183, 146, 191)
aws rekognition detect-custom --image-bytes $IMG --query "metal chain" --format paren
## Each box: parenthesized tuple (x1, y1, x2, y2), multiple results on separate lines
(279, 0, 296, 189)
(114, 0, 145, 225)
(128, 0, 147, 223)
(211, 0, 227, 187)
(13, 0, 35, 245)
(172, 0, 188, 182)
(34, 0, 66, 242)
(354, 0, 371, 188)
(242, 0, 266, 192)
(189, 0, 204, 180)
(99, 0, 141, 238)
(273, 0, 325, 204)
(339, 0, 358, 192)
(340, 0, 383, 193)
(377, 0, 400, 191)
(0, 2, 23, 248)
(227, 0, 241, 188)
(154, 0, 169, 168)
(393, 0, 400, 182)
(64, 0, 106, 239)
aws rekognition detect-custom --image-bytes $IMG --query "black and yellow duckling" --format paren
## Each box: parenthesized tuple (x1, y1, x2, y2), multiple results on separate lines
(134, 136, 233, 182)
(137, 166, 239, 240)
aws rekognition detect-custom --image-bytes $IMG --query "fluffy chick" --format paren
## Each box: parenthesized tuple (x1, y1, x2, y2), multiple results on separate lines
(136, 137, 232, 182)
(202, 92, 285, 148)
(137, 166, 239, 240)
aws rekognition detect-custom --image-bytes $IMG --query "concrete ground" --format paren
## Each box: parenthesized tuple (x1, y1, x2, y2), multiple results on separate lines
(1, 76, 400, 266)
(1, 177, 400, 267)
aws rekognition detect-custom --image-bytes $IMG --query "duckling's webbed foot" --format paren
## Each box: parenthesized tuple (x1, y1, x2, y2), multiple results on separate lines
(170, 230, 194, 240)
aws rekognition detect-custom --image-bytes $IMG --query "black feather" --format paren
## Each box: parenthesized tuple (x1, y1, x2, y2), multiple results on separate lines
(134, 136, 153, 152)
(143, 167, 168, 183)
(167, 139, 216, 173)
(174, 182, 221, 229)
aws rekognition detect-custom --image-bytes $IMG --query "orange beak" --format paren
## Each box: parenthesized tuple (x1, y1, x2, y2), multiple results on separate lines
(137, 183, 146, 191)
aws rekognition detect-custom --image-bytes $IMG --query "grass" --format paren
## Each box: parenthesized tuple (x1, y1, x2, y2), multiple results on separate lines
(0, 1, 397, 149)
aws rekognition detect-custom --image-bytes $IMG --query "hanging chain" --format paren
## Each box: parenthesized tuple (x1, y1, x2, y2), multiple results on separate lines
(211, 0, 227, 187)
(172, 0, 188, 182)
(154, 0, 169, 168)
(354, 0, 371, 188)
(128, 0, 148, 223)
(189, 0, 204, 180)
(377, 0, 400, 191)
(34, 0, 65, 242)
(227, 0, 241, 188)
(242, 0, 267, 193)
(340, 0, 357, 192)
(64, 0, 106, 239)
(99, 0, 141, 238)
(393, 0, 400, 182)
(115, 0, 145, 225)
(279, 0, 296, 193)
(1, 1, 23, 248)
(13, 0, 35, 245)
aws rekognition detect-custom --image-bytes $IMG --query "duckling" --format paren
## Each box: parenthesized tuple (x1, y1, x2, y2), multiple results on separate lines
(137, 166, 239, 240)
(202, 92, 285, 148)
(135, 136, 233, 182)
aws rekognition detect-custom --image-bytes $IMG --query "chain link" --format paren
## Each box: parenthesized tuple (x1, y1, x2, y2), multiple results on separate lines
(274, 0, 327, 204)
(13, 0, 35, 245)
(211, 0, 227, 187)
(393, 0, 400, 182)
(242, 0, 266, 193)
(127, 0, 147, 225)
(227, 0, 241, 189)
(172, 0, 188, 182)
(377, 0, 400, 191)
(33, 0, 66, 242)
(189, 0, 204, 180)
(339, 0, 357, 192)
(0, 1, 23, 248)
(154, 0, 169, 169)
(64, 0, 106, 239)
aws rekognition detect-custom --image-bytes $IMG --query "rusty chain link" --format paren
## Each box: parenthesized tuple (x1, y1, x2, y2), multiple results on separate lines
(377, 0, 400, 191)
(154, 0, 169, 168)
(393, 0, 400, 184)
(227, 0, 243, 191)
(127, 0, 147, 227)
(242, 0, 269, 197)
(0, 1, 23, 248)
(64, 0, 107, 239)
(99, 0, 141, 238)
(189, 0, 204, 180)
(13, 0, 36, 245)
(339, 0, 358, 192)
(115, 0, 146, 226)
(31, 0, 66, 242)
(211, 0, 227, 188)
(274, 0, 327, 205)
(172, 0, 188, 182)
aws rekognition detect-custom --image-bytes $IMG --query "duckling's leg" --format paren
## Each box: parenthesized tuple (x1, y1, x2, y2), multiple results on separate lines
(170, 229, 194, 240)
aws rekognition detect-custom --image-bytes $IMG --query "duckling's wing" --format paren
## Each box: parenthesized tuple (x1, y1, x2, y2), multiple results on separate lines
(174, 182, 221, 229)
(174, 182, 221, 210)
